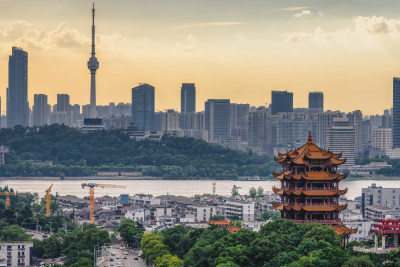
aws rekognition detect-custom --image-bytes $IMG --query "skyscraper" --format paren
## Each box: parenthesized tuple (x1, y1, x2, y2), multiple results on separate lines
(7, 47, 28, 128)
(205, 99, 231, 141)
(393, 77, 400, 148)
(271, 90, 293, 115)
(132, 83, 155, 131)
(33, 94, 50, 126)
(308, 92, 324, 111)
(181, 83, 196, 113)
(87, 4, 99, 118)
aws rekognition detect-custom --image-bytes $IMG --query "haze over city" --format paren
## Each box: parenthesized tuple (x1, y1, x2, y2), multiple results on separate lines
(0, 0, 399, 115)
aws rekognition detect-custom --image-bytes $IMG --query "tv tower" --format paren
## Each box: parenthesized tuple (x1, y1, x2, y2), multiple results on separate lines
(87, 3, 99, 118)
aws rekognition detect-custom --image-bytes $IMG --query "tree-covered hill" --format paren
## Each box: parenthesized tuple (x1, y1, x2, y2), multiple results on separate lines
(0, 125, 276, 178)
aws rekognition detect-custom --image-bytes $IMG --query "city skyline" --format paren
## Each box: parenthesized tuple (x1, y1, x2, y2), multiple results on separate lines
(0, 1, 399, 115)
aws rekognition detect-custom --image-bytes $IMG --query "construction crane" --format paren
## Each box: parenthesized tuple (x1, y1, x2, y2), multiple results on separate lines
(81, 183, 126, 224)
(45, 184, 53, 217)
(0, 192, 26, 208)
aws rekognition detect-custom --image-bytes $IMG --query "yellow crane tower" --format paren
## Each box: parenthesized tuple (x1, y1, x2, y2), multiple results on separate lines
(45, 184, 53, 217)
(0, 192, 26, 208)
(81, 183, 126, 224)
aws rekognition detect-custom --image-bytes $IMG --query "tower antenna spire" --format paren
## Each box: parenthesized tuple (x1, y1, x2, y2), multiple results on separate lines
(87, 2, 99, 118)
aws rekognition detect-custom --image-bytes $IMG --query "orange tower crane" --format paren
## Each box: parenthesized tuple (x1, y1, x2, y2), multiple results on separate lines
(45, 184, 53, 217)
(81, 183, 126, 224)
(0, 192, 26, 208)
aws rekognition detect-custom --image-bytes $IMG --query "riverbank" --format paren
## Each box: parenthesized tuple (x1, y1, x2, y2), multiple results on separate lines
(0, 175, 399, 181)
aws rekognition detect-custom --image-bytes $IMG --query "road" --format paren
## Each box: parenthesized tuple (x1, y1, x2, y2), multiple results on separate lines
(98, 247, 147, 267)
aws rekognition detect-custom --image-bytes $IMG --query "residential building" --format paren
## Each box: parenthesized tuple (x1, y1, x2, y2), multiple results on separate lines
(181, 83, 196, 113)
(7, 47, 29, 128)
(205, 99, 231, 141)
(0, 242, 33, 267)
(223, 200, 255, 222)
(271, 90, 293, 115)
(132, 83, 155, 131)
(394, 77, 400, 148)
(372, 128, 392, 155)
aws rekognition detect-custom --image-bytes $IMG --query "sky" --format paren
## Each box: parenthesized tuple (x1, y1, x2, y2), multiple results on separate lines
(0, 0, 400, 115)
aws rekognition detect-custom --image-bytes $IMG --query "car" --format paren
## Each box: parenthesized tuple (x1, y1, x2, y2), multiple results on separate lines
(123, 251, 128, 255)
(115, 256, 120, 259)
(109, 257, 114, 261)
(123, 256, 127, 259)
(30, 233, 35, 237)
(111, 252, 116, 256)
(109, 264, 114, 267)
(134, 257, 139, 260)
(42, 234, 48, 239)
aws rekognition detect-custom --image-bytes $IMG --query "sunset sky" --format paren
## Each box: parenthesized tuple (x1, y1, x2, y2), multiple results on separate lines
(0, 0, 400, 115)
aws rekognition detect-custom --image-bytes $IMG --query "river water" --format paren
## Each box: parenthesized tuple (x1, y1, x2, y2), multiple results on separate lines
(0, 179, 400, 200)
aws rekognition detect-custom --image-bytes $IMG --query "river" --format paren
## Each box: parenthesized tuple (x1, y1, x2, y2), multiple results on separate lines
(0, 179, 399, 200)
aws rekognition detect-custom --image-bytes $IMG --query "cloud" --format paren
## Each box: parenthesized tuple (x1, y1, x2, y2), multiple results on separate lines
(277, 7, 312, 11)
(282, 16, 400, 43)
(0, 20, 125, 52)
(174, 22, 244, 29)
(293, 10, 313, 19)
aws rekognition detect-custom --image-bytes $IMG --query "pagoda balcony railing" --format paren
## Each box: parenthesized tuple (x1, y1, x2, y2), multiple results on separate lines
(293, 219, 342, 225)
(283, 203, 338, 206)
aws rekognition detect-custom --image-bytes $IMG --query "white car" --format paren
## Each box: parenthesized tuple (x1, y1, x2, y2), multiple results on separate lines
(123, 251, 128, 255)
(116, 256, 120, 259)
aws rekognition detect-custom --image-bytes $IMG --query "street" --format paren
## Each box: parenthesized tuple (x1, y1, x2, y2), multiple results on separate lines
(98, 247, 147, 267)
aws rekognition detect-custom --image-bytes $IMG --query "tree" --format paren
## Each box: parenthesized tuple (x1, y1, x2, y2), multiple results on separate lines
(248, 187, 257, 198)
(256, 187, 264, 198)
(141, 233, 171, 264)
(343, 256, 373, 267)
(231, 185, 239, 196)
(0, 225, 31, 242)
(260, 210, 280, 221)
(154, 254, 184, 267)
(117, 218, 144, 248)
(211, 215, 225, 221)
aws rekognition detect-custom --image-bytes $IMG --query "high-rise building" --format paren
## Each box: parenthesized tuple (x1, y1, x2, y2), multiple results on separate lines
(57, 94, 70, 112)
(33, 94, 50, 126)
(271, 90, 293, 115)
(132, 83, 155, 131)
(7, 47, 28, 128)
(308, 92, 324, 111)
(87, 4, 99, 118)
(205, 99, 231, 141)
(181, 83, 196, 113)
(394, 77, 400, 148)
(348, 110, 363, 158)
(248, 108, 268, 154)
(317, 111, 342, 148)
(326, 117, 356, 167)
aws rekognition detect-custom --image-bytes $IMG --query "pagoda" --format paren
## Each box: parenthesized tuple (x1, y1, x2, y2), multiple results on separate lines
(272, 132, 356, 245)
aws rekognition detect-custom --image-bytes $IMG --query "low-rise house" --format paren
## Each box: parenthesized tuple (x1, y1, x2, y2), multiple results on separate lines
(95, 197, 121, 210)
(58, 196, 89, 209)
(122, 207, 145, 223)
(191, 205, 216, 222)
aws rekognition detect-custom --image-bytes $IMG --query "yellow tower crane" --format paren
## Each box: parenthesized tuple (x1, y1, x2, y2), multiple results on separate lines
(45, 184, 53, 217)
(0, 192, 26, 208)
(81, 183, 126, 224)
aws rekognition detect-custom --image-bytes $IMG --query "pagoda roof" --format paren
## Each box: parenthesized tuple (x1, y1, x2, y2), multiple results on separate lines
(274, 132, 346, 166)
(332, 224, 358, 235)
(207, 220, 230, 226)
(272, 187, 348, 196)
(273, 171, 348, 181)
(272, 203, 348, 212)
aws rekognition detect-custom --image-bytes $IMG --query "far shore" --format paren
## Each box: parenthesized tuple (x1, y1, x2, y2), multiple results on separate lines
(0, 176, 399, 181)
